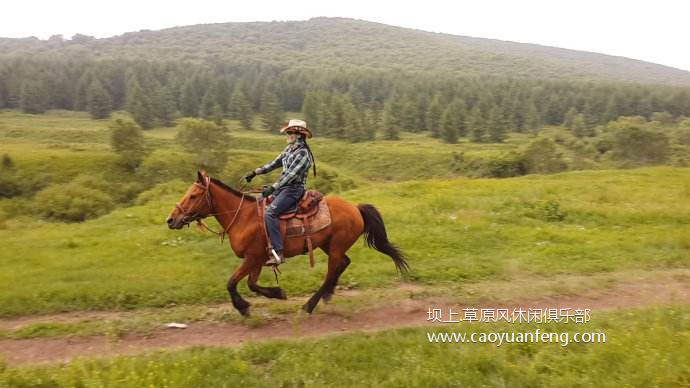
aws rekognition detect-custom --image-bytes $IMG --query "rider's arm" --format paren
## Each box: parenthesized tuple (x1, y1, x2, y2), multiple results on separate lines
(271, 148, 311, 190)
(256, 151, 284, 175)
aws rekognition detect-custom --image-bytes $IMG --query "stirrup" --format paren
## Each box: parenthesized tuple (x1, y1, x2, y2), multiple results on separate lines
(265, 249, 283, 266)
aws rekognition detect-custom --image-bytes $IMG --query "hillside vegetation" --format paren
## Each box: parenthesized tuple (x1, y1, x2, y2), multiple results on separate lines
(2, 18, 690, 85)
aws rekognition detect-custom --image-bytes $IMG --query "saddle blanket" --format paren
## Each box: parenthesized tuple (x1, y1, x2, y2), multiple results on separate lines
(284, 198, 331, 238)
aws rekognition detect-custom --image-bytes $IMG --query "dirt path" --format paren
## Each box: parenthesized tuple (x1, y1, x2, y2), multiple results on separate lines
(1, 277, 689, 366)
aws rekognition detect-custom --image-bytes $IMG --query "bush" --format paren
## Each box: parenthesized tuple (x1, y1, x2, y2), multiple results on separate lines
(0, 171, 22, 198)
(110, 119, 147, 170)
(176, 118, 231, 172)
(610, 124, 670, 165)
(137, 150, 197, 186)
(34, 182, 114, 222)
(310, 168, 356, 193)
(485, 151, 526, 178)
(521, 137, 567, 174)
(525, 200, 567, 222)
(1, 154, 13, 169)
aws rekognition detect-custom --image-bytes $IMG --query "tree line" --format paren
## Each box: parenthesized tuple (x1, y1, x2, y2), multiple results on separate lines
(1, 57, 690, 143)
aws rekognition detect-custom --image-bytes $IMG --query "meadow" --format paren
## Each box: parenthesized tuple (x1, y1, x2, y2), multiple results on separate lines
(0, 110, 688, 385)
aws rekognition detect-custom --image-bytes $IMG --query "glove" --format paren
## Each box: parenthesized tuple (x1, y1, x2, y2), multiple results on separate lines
(261, 185, 275, 198)
(244, 171, 256, 183)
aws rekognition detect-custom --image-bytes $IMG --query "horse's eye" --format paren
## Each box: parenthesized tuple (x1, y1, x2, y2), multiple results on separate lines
(190, 194, 197, 200)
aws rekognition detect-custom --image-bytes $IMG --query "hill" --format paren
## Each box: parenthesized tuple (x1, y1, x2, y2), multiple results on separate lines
(2, 17, 690, 85)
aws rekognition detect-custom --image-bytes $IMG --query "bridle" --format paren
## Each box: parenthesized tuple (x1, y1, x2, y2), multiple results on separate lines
(174, 176, 245, 243)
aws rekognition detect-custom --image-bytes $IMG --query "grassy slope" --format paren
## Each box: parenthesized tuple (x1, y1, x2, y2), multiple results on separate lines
(0, 110, 688, 316)
(0, 166, 687, 316)
(2, 18, 690, 85)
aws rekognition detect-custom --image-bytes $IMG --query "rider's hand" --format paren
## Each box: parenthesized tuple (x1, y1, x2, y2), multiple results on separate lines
(261, 185, 275, 198)
(244, 171, 257, 183)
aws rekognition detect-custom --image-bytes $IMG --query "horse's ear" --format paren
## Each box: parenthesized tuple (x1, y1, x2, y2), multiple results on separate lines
(197, 171, 204, 183)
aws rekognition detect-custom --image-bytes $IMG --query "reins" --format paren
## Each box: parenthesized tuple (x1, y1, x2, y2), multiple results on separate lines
(175, 177, 248, 244)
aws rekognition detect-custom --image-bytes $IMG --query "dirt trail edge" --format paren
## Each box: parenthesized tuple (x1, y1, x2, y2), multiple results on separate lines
(1, 279, 688, 366)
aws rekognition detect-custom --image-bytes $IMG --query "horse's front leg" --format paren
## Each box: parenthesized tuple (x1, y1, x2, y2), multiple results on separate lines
(247, 264, 287, 300)
(227, 258, 256, 316)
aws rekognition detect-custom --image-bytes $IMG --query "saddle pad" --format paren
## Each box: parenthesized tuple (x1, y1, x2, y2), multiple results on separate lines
(284, 198, 331, 238)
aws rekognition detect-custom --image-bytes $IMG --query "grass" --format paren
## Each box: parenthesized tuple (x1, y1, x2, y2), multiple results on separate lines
(0, 110, 688, 316)
(1, 305, 688, 387)
(0, 163, 688, 316)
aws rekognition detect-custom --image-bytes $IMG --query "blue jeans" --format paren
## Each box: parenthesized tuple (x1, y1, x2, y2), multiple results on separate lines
(264, 185, 305, 252)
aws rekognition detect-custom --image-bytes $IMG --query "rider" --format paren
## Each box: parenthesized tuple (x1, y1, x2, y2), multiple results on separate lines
(244, 119, 315, 266)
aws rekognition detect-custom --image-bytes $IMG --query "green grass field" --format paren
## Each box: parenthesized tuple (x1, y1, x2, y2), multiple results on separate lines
(0, 110, 688, 385)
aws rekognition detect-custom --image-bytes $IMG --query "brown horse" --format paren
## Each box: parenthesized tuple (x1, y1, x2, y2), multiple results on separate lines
(166, 171, 409, 316)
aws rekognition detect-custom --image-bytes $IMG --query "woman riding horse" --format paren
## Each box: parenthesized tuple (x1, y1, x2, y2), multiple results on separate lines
(243, 119, 316, 266)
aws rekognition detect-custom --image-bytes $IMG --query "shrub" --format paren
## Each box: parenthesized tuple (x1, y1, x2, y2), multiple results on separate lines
(525, 200, 567, 222)
(110, 118, 147, 170)
(34, 182, 114, 222)
(175, 118, 231, 172)
(485, 151, 526, 178)
(610, 125, 670, 165)
(521, 137, 567, 174)
(0, 171, 22, 198)
(137, 150, 197, 186)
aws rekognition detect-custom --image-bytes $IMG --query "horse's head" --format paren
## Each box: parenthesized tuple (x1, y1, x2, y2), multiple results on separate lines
(166, 171, 215, 229)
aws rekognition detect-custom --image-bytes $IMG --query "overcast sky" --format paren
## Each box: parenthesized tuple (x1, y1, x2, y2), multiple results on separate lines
(3, 0, 689, 71)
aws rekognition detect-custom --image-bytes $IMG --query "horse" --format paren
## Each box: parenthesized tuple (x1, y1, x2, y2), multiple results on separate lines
(166, 171, 409, 316)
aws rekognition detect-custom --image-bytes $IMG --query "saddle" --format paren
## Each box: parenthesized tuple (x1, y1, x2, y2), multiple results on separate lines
(259, 190, 331, 267)
(265, 190, 324, 219)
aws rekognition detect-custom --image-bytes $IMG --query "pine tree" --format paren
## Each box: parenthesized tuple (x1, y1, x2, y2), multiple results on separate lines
(382, 100, 400, 140)
(525, 101, 542, 134)
(487, 105, 508, 142)
(109, 118, 147, 170)
(603, 97, 618, 123)
(211, 103, 224, 127)
(73, 72, 93, 111)
(345, 102, 365, 143)
(86, 79, 113, 119)
(563, 107, 578, 129)
(426, 96, 443, 138)
(467, 106, 486, 143)
(200, 90, 216, 120)
(323, 95, 346, 138)
(302, 90, 322, 134)
(229, 85, 253, 129)
(126, 84, 155, 129)
(260, 90, 284, 132)
(363, 109, 378, 140)
(19, 80, 48, 114)
(152, 86, 177, 127)
(572, 114, 588, 137)
(440, 106, 458, 144)
(179, 79, 199, 117)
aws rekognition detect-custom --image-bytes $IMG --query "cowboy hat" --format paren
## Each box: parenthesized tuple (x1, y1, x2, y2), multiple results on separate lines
(279, 119, 313, 139)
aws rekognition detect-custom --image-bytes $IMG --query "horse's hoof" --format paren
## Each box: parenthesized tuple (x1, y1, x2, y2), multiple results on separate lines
(278, 289, 288, 300)
(239, 307, 250, 317)
(301, 303, 314, 314)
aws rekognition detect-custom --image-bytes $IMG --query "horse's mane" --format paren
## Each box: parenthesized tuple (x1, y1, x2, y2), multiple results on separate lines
(209, 177, 257, 202)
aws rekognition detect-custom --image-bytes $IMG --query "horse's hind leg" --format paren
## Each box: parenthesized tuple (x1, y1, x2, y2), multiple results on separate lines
(248, 265, 287, 300)
(303, 248, 350, 313)
(322, 254, 350, 303)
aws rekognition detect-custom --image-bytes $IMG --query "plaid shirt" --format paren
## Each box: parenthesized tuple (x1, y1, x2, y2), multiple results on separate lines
(257, 138, 313, 190)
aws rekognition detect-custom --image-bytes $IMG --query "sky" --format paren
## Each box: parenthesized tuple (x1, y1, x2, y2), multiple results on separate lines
(2, 0, 689, 71)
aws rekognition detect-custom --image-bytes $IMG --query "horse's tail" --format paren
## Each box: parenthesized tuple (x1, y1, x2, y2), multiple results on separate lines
(357, 204, 410, 275)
